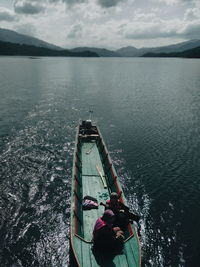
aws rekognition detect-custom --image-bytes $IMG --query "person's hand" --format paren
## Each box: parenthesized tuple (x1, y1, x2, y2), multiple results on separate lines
(113, 227, 121, 232)
(116, 231, 124, 240)
(119, 209, 125, 213)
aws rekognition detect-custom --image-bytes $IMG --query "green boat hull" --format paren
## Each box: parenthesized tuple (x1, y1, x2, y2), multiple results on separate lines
(70, 121, 141, 267)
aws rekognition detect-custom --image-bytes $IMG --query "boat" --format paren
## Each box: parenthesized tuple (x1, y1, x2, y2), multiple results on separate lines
(70, 120, 141, 266)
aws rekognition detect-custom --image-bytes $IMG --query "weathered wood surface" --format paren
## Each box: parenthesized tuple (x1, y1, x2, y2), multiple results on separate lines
(70, 129, 141, 267)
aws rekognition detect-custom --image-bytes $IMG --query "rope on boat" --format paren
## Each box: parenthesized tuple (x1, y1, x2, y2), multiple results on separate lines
(74, 233, 93, 244)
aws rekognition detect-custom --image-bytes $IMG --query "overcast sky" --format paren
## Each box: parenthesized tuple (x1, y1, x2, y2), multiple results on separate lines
(0, 0, 200, 49)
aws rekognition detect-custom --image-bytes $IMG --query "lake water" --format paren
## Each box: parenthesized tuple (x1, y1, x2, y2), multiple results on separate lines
(0, 57, 200, 267)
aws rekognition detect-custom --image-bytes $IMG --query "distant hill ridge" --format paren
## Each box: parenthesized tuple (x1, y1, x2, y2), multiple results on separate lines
(0, 40, 99, 57)
(70, 47, 120, 57)
(0, 28, 200, 58)
(142, 46, 200, 58)
(0, 28, 62, 50)
(116, 39, 200, 57)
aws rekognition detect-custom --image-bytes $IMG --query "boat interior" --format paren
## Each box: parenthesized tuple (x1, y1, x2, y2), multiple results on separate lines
(73, 120, 133, 242)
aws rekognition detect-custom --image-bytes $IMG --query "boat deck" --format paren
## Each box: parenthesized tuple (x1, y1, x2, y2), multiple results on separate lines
(81, 142, 109, 241)
(71, 127, 141, 267)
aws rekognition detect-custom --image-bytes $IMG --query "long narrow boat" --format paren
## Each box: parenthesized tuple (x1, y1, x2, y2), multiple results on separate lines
(70, 120, 141, 267)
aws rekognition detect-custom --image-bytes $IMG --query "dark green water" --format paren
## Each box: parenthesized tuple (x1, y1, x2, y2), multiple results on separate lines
(0, 57, 200, 267)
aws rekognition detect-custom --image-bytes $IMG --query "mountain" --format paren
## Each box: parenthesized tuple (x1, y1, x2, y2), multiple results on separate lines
(1, 28, 200, 58)
(0, 41, 99, 57)
(116, 46, 140, 57)
(116, 40, 200, 57)
(0, 29, 119, 57)
(0, 28, 62, 50)
(70, 47, 120, 57)
(144, 39, 200, 54)
(142, 46, 200, 58)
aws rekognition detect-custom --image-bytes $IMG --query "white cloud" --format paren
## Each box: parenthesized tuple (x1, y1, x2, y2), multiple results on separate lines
(157, 0, 179, 4)
(151, 0, 194, 5)
(50, 0, 87, 5)
(184, 7, 200, 20)
(0, 0, 199, 48)
(0, 7, 15, 21)
(114, 16, 181, 40)
(67, 23, 83, 38)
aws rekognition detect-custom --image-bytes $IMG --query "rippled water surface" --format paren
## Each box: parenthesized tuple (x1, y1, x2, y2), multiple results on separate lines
(0, 57, 200, 267)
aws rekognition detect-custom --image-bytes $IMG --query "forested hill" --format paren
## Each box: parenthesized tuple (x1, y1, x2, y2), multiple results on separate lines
(0, 41, 99, 57)
(142, 46, 200, 58)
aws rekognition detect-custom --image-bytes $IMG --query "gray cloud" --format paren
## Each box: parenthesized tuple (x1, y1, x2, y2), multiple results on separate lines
(0, 10, 15, 21)
(123, 18, 200, 40)
(181, 22, 200, 38)
(184, 8, 199, 20)
(123, 22, 178, 40)
(14, 1, 45, 15)
(67, 23, 83, 38)
(1, 0, 198, 48)
(65, 0, 86, 4)
(15, 23, 37, 36)
(126, 30, 178, 39)
(49, 0, 124, 7)
(49, 0, 87, 5)
(97, 0, 125, 8)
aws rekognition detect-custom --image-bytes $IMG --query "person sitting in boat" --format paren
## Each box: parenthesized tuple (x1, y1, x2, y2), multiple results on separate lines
(93, 209, 124, 254)
(104, 192, 141, 230)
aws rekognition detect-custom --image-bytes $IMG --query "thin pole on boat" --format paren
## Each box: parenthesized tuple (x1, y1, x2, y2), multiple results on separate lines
(96, 164, 107, 188)
(89, 109, 93, 121)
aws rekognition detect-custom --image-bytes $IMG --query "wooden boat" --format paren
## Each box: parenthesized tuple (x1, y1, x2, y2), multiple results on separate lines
(70, 120, 141, 266)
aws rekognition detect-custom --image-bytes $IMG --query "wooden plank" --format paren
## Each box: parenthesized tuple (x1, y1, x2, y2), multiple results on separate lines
(128, 235, 141, 266)
(82, 243, 92, 267)
(89, 253, 100, 267)
(73, 236, 83, 266)
(82, 175, 106, 241)
(124, 240, 138, 267)
(82, 143, 104, 176)
(77, 139, 140, 267)
(113, 253, 129, 267)
(81, 142, 109, 242)
(96, 164, 107, 188)
(72, 123, 141, 267)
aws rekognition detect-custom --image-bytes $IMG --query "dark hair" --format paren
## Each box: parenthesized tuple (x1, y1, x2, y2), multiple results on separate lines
(102, 209, 115, 221)
(110, 192, 119, 199)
